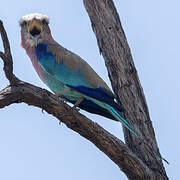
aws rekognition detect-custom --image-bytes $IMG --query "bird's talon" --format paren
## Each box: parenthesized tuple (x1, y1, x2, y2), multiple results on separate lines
(55, 87, 71, 97)
(72, 97, 84, 109)
(72, 106, 80, 111)
(73, 107, 80, 111)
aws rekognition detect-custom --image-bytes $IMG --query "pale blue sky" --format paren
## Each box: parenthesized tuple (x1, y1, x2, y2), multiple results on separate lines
(0, 0, 179, 179)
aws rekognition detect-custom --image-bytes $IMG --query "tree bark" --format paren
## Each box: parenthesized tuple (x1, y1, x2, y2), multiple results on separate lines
(0, 1, 168, 179)
(83, 0, 168, 179)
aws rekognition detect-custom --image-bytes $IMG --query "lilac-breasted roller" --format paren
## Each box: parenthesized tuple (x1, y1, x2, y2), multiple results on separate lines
(20, 13, 138, 136)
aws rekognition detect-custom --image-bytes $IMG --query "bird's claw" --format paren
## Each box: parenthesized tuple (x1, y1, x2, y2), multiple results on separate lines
(71, 106, 80, 111)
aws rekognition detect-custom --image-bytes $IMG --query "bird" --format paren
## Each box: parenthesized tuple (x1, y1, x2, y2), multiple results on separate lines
(19, 13, 138, 137)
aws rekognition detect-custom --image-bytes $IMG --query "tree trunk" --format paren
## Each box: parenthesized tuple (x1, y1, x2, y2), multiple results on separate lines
(83, 0, 168, 179)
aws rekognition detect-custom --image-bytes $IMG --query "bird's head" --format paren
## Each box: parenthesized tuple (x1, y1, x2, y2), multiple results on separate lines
(20, 13, 53, 48)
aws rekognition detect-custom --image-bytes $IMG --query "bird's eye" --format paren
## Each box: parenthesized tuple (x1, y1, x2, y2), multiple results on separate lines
(42, 19, 48, 25)
(21, 20, 27, 26)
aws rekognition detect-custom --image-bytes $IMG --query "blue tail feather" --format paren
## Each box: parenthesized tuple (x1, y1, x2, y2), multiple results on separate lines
(105, 104, 138, 137)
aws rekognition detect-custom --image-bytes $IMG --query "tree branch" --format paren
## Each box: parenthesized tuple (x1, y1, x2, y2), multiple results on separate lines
(83, 0, 168, 179)
(0, 20, 20, 84)
(0, 84, 153, 179)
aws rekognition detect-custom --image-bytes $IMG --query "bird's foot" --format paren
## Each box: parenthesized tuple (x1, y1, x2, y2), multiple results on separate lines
(62, 99, 68, 103)
(41, 109, 45, 114)
(74, 107, 81, 112)
(55, 87, 71, 97)
(72, 107, 81, 112)
(72, 97, 84, 109)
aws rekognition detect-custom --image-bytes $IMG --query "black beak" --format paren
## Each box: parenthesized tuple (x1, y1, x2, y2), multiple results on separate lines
(30, 26, 41, 37)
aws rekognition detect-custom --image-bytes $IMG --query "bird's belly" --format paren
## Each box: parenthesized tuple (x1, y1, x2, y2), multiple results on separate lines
(44, 71, 83, 101)
(43, 71, 64, 92)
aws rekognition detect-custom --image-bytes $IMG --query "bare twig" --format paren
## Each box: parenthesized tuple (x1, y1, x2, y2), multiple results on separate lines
(0, 20, 12, 60)
(0, 20, 20, 84)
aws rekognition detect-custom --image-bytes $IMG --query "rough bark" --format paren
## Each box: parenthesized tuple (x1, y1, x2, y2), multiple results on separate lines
(0, 0, 168, 179)
(83, 0, 168, 179)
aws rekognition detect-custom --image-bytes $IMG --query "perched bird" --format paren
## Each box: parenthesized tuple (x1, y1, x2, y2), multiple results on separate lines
(19, 13, 137, 136)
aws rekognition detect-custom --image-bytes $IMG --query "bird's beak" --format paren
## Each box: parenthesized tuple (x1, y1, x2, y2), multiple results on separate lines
(28, 19, 43, 46)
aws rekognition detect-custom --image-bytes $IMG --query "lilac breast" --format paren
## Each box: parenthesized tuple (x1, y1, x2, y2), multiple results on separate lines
(26, 47, 45, 83)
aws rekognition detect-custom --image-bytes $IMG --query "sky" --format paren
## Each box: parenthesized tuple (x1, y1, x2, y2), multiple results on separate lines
(0, 0, 179, 179)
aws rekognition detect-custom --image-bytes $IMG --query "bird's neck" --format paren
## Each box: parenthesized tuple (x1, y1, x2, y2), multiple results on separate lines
(21, 38, 57, 83)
